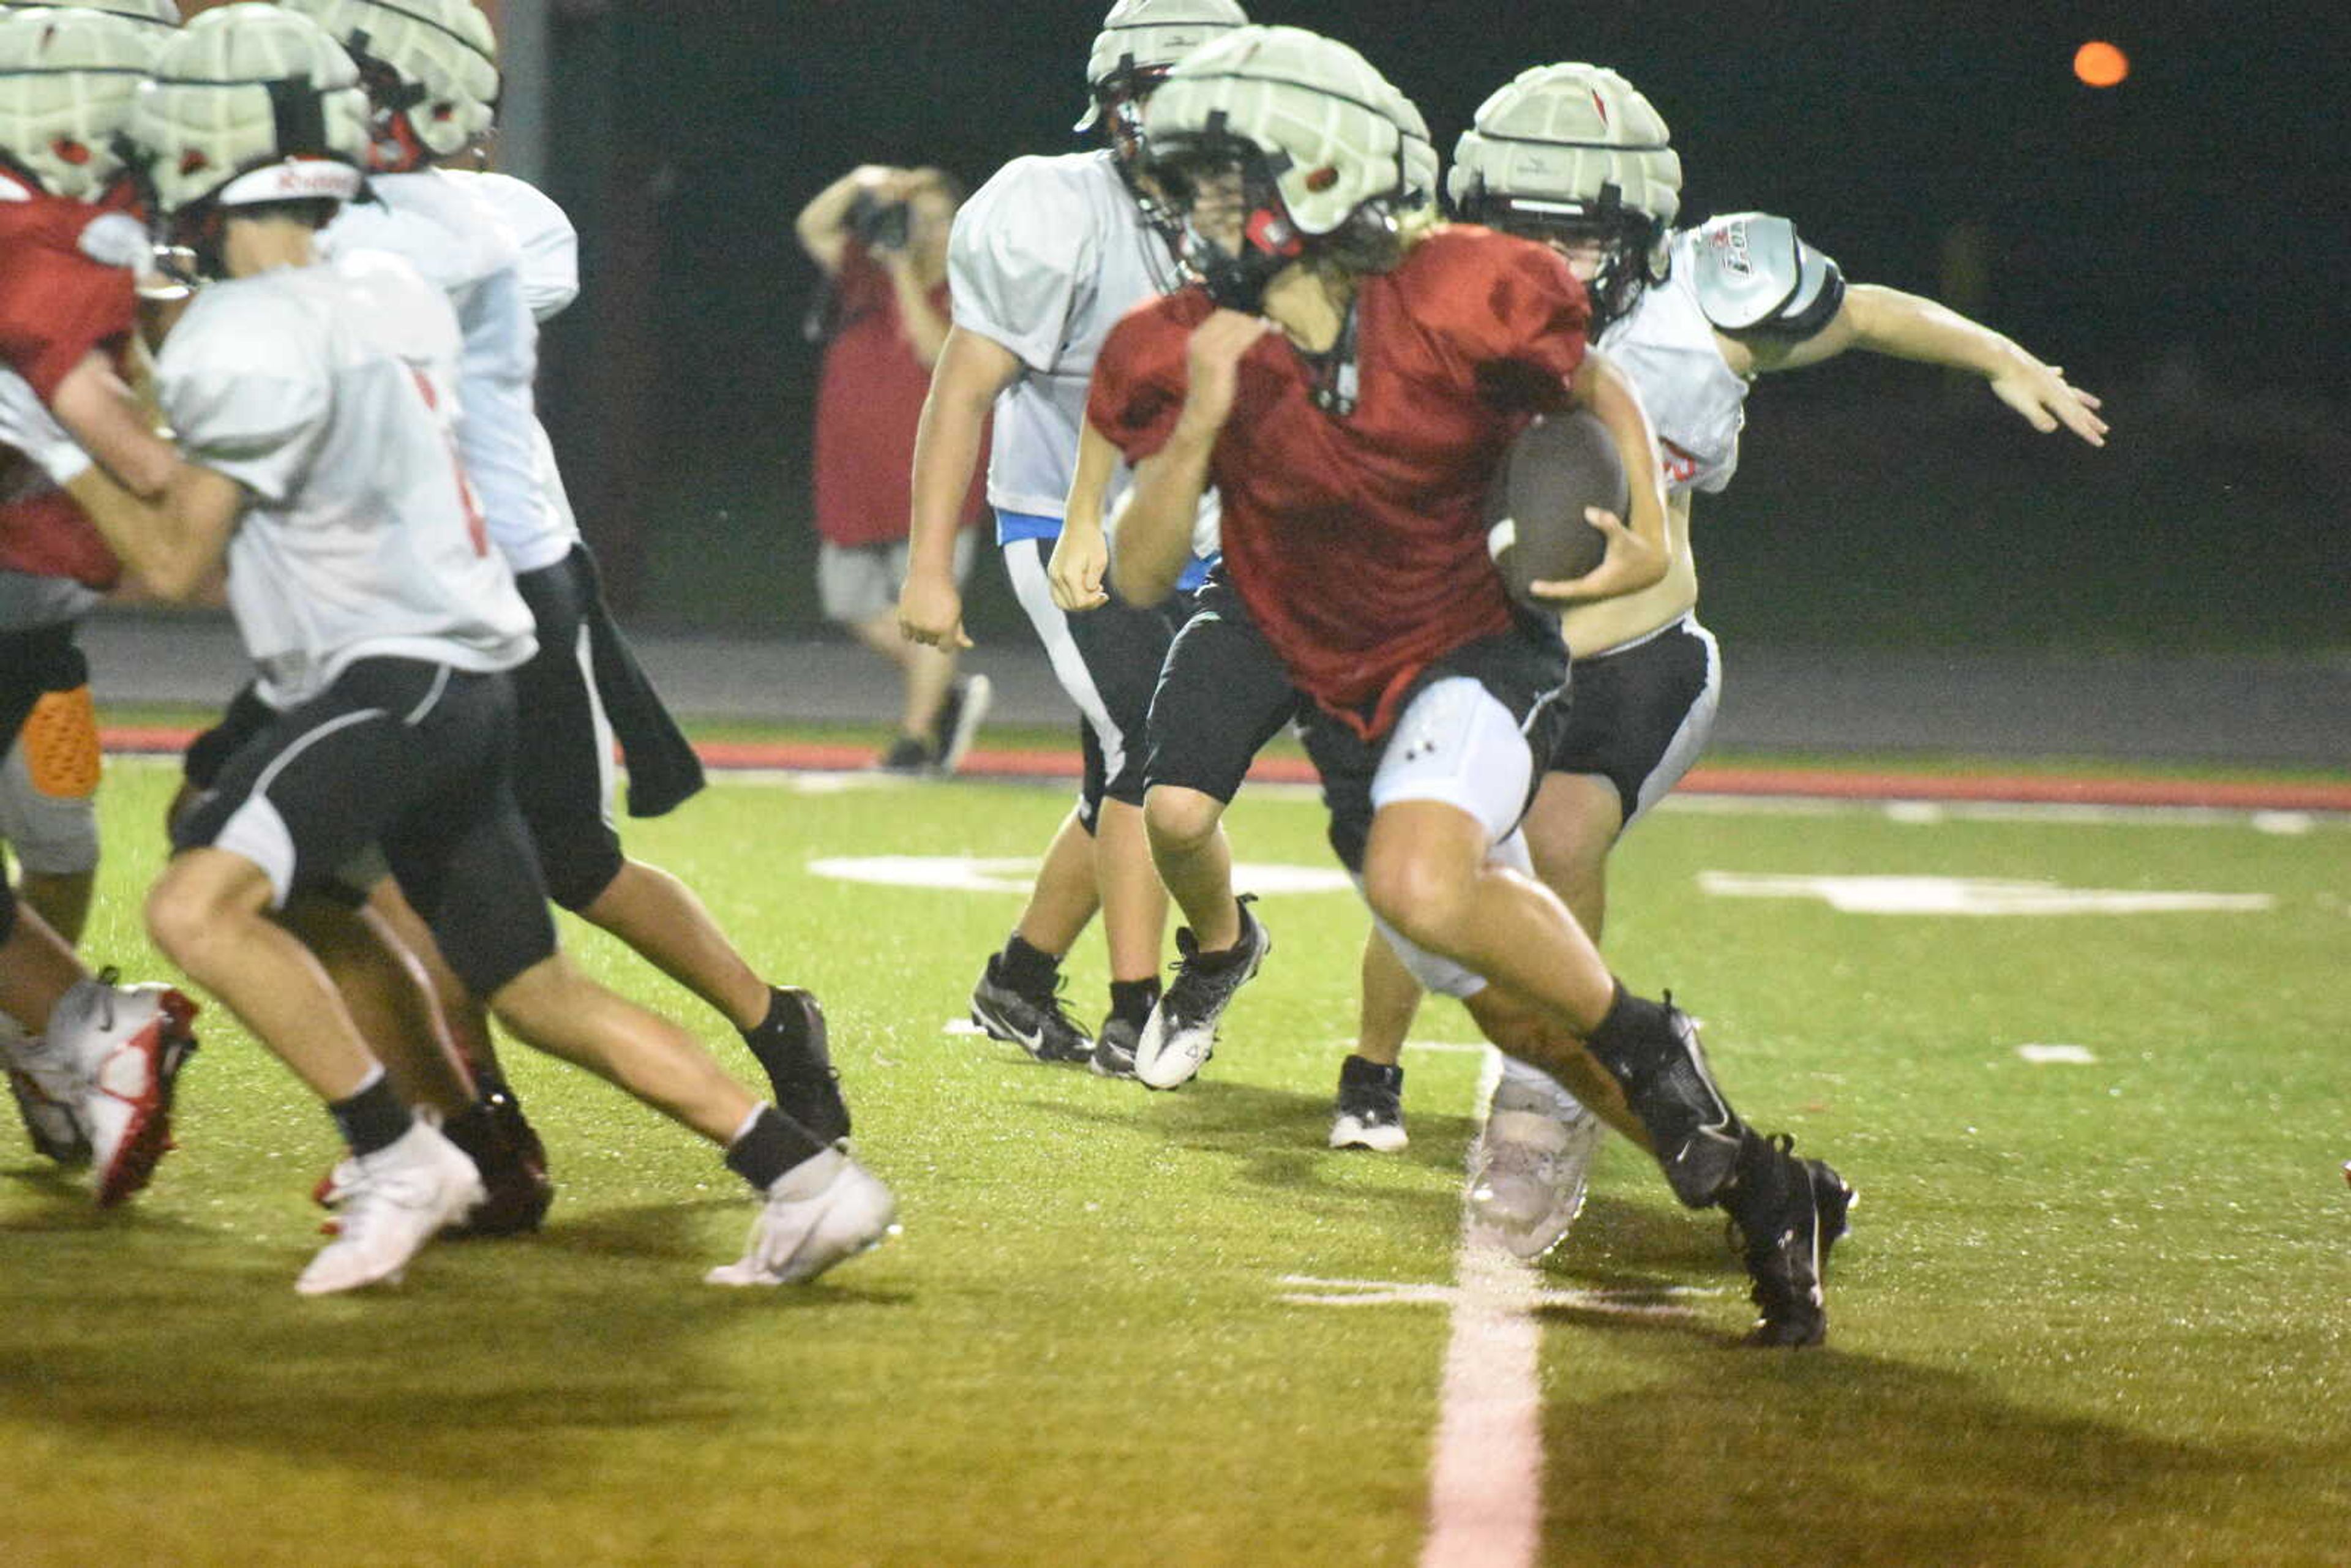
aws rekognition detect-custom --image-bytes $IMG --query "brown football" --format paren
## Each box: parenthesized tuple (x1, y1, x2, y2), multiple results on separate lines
(1483, 409, 1625, 607)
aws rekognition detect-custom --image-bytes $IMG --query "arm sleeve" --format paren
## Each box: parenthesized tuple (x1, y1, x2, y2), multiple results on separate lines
(1086, 305, 1190, 465)
(947, 158, 1098, 370)
(1422, 233, 1590, 414)
(156, 305, 329, 505)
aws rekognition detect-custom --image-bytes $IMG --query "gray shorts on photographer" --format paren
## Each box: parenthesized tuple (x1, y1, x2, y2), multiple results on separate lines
(819, 529, 976, 625)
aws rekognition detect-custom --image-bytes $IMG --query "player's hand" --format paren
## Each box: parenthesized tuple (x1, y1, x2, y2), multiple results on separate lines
(896, 569, 972, 650)
(1176, 309, 1275, 438)
(1048, 520, 1110, 612)
(1990, 359, 2108, 448)
(1528, 507, 1670, 606)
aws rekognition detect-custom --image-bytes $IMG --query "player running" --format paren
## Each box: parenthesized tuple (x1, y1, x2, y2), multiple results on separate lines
(1343, 62, 2105, 1259)
(896, 0, 1245, 1078)
(1089, 24, 1840, 1345)
(0, 3, 893, 1294)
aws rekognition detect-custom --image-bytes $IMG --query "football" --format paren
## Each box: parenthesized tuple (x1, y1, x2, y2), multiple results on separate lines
(1483, 409, 1626, 606)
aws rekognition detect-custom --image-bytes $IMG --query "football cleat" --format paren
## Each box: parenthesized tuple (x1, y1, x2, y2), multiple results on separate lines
(1466, 1086, 1605, 1261)
(1586, 996, 1744, 1209)
(1808, 1156, 1856, 1276)
(3, 1019, 94, 1168)
(743, 986, 851, 1147)
(1090, 1015, 1141, 1080)
(438, 1086, 555, 1237)
(1721, 1131, 1827, 1349)
(296, 1115, 485, 1296)
(706, 1149, 898, 1288)
(969, 960, 1094, 1065)
(1329, 1054, 1407, 1152)
(45, 974, 199, 1206)
(931, 673, 992, 776)
(1133, 895, 1269, 1091)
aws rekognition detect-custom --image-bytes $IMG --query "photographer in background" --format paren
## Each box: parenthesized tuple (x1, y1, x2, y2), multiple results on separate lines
(797, 165, 990, 773)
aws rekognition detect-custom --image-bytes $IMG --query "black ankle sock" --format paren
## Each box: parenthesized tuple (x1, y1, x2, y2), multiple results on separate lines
(329, 1071, 412, 1159)
(724, 1105, 828, 1191)
(1584, 983, 1672, 1073)
(1341, 1054, 1403, 1090)
(999, 934, 1061, 995)
(743, 986, 792, 1041)
(1108, 977, 1161, 1029)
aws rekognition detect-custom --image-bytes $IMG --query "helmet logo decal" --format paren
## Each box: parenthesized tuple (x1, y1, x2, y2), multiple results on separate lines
(1305, 165, 1337, 193)
(1590, 89, 1608, 129)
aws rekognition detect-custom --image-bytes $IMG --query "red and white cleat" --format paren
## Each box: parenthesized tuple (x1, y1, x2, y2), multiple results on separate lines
(48, 974, 200, 1207)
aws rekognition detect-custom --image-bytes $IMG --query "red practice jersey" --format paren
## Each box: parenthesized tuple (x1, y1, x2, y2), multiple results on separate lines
(1089, 225, 1588, 737)
(0, 170, 143, 588)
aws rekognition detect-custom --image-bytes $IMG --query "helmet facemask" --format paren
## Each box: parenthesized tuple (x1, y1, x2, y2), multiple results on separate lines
(1464, 186, 1665, 331)
(1148, 132, 1304, 313)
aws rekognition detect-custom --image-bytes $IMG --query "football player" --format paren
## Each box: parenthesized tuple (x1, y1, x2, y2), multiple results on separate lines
(1346, 62, 2105, 1259)
(269, 0, 853, 1161)
(0, 4, 894, 1293)
(1089, 25, 1838, 1345)
(1043, 73, 1441, 1093)
(0, 1, 201, 1202)
(896, 0, 1246, 1077)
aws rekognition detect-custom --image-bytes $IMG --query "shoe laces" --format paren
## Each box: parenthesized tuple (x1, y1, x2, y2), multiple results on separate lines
(1170, 893, 1258, 978)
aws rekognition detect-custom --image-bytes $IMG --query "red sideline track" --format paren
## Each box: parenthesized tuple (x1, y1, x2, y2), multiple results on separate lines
(100, 727, 2351, 814)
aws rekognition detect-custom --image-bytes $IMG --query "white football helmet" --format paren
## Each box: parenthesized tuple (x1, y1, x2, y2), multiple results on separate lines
(1378, 80, 1437, 212)
(0, 6, 160, 200)
(1073, 0, 1247, 132)
(279, 0, 497, 167)
(1143, 26, 1405, 308)
(0, 0, 178, 26)
(123, 4, 370, 219)
(1447, 63, 1681, 326)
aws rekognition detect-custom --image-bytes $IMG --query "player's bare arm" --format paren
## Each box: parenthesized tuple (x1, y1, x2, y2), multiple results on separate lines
(1107, 308, 1268, 607)
(1531, 349, 1673, 604)
(899, 324, 1022, 648)
(63, 454, 242, 603)
(1048, 418, 1119, 612)
(1732, 283, 2108, 446)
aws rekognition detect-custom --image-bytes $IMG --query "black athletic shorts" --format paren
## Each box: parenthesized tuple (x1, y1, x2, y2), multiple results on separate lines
(1003, 536, 1193, 828)
(509, 549, 630, 910)
(172, 658, 558, 999)
(1142, 571, 1301, 804)
(0, 621, 85, 758)
(1545, 615, 1721, 827)
(1297, 615, 1570, 873)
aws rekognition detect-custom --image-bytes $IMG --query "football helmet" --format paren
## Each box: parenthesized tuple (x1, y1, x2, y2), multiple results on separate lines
(0, 6, 161, 200)
(1379, 80, 1437, 211)
(1073, 0, 1247, 133)
(1143, 25, 1405, 310)
(279, 0, 496, 170)
(0, 0, 178, 26)
(1446, 62, 1681, 329)
(122, 4, 370, 220)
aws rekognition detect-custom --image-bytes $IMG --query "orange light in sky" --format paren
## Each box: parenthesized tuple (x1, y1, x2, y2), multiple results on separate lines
(2074, 40, 2130, 88)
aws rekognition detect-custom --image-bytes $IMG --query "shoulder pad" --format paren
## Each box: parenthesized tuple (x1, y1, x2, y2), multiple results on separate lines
(1688, 212, 1845, 340)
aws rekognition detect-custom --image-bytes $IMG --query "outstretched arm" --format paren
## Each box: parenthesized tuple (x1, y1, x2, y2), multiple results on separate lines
(1737, 283, 2109, 446)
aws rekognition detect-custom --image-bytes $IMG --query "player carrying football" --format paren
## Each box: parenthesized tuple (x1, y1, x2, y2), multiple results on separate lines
(1348, 62, 2106, 1261)
(1088, 24, 1840, 1345)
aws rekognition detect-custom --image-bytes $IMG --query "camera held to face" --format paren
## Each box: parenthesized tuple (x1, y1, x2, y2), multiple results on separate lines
(847, 191, 912, 252)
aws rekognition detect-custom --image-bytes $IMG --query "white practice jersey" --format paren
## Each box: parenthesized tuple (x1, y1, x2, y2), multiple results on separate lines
(159, 250, 537, 709)
(437, 169, 583, 547)
(950, 149, 1187, 523)
(1597, 228, 1754, 497)
(322, 169, 576, 572)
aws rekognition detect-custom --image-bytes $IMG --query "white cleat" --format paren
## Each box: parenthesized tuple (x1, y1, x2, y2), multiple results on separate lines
(2, 1017, 94, 1168)
(296, 1117, 485, 1296)
(1132, 901, 1270, 1092)
(707, 1149, 898, 1287)
(46, 976, 200, 1205)
(1467, 1091, 1605, 1262)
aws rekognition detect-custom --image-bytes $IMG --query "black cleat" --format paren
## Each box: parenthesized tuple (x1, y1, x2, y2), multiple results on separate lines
(743, 987, 852, 1146)
(1808, 1157, 1856, 1277)
(1133, 896, 1269, 1091)
(1722, 1131, 1827, 1349)
(440, 1082, 555, 1238)
(970, 960, 1094, 1065)
(1090, 1015, 1141, 1079)
(1329, 1055, 1408, 1152)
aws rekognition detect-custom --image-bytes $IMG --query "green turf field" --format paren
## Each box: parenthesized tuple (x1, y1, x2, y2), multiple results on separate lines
(4, 755, 2346, 1566)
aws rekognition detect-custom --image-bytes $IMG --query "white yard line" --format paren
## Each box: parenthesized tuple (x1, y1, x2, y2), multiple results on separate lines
(1419, 1048, 1545, 1568)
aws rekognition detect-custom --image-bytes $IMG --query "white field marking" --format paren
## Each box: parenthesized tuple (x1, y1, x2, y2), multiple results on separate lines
(2252, 811, 2317, 836)
(1698, 871, 2276, 917)
(809, 853, 1355, 896)
(1419, 1047, 1543, 1568)
(1279, 1275, 1715, 1315)
(1659, 792, 2347, 832)
(2016, 1043, 2099, 1065)
(942, 1018, 989, 1038)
